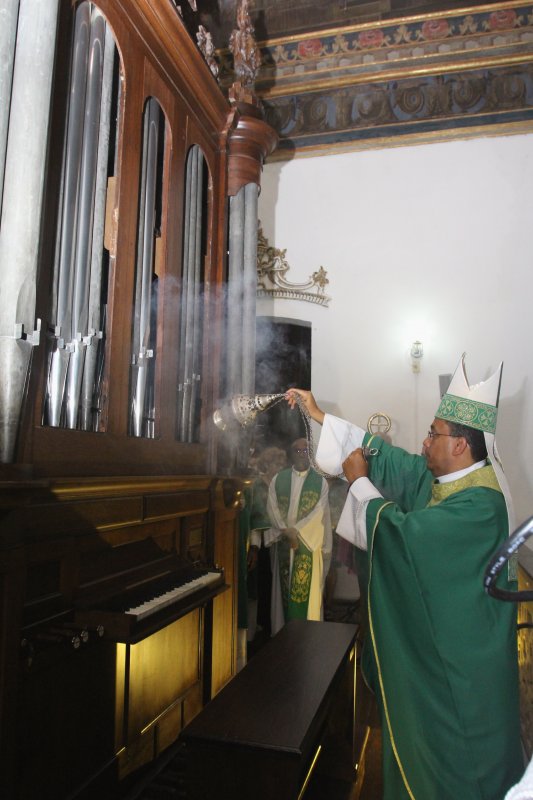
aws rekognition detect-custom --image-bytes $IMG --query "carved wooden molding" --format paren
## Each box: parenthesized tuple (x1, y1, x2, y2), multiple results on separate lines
(226, 84, 278, 196)
(256, 226, 331, 307)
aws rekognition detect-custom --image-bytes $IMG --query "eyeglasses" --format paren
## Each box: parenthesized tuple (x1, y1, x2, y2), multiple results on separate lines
(426, 431, 459, 439)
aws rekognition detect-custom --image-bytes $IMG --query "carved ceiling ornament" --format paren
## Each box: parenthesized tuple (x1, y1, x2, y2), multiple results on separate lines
(257, 225, 331, 307)
(215, 2, 533, 158)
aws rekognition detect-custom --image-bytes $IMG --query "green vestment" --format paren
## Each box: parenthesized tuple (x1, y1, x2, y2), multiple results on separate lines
(274, 467, 323, 623)
(237, 480, 272, 628)
(357, 435, 523, 800)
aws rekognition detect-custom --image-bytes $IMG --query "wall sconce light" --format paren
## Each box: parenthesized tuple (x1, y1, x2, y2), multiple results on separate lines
(410, 340, 423, 373)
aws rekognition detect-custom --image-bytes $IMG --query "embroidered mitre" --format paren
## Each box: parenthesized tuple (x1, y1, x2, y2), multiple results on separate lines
(436, 353, 515, 553)
(436, 353, 502, 434)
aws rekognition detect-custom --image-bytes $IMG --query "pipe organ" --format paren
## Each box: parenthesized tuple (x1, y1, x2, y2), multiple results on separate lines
(0, 1, 276, 797)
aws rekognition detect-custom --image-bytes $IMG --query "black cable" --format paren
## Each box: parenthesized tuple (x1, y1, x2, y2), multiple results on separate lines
(484, 515, 533, 601)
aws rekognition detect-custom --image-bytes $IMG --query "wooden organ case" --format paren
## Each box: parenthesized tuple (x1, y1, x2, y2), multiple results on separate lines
(0, 1, 276, 798)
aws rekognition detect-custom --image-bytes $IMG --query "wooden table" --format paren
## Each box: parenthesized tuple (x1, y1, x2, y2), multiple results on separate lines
(179, 619, 358, 800)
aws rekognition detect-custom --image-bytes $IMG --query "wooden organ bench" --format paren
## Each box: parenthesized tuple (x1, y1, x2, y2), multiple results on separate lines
(178, 620, 358, 800)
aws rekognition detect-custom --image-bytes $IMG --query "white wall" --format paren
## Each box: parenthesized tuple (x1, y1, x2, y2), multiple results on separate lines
(258, 133, 533, 528)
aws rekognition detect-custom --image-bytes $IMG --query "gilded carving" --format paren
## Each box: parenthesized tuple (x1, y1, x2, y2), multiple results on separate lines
(256, 226, 330, 307)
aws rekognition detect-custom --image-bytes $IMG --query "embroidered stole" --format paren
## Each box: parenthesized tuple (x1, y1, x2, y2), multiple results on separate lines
(428, 464, 501, 506)
(275, 468, 322, 622)
(427, 464, 516, 580)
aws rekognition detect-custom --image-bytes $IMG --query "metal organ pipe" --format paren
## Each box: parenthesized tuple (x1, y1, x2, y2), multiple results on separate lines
(178, 145, 205, 443)
(47, 2, 91, 428)
(227, 182, 259, 397)
(227, 186, 245, 397)
(66, 8, 106, 429)
(81, 23, 117, 431)
(179, 147, 198, 441)
(242, 182, 259, 397)
(188, 148, 204, 442)
(46, 4, 117, 432)
(131, 98, 161, 438)
(177, 150, 192, 440)
(224, 181, 259, 471)
(0, 0, 60, 462)
(0, 0, 20, 212)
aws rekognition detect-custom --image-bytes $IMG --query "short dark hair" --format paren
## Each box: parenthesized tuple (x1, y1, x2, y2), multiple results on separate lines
(447, 421, 488, 462)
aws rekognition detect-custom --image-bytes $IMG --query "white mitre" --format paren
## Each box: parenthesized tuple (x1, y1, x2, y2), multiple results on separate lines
(436, 353, 515, 537)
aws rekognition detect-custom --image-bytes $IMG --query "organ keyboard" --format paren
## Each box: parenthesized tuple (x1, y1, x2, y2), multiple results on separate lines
(126, 570, 223, 620)
(75, 563, 226, 643)
(1, 474, 240, 798)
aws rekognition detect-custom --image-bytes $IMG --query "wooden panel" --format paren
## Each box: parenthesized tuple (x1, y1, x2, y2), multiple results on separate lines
(114, 610, 202, 778)
(211, 514, 238, 696)
(118, 728, 155, 780)
(144, 491, 210, 521)
(156, 700, 183, 755)
(183, 680, 203, 727)
(518, 564, 533, 758)
(180, 514, 208, 563)
(64, 497, 144, 530)
(16, 639, 118, 798)
(126, 610, 201, 738)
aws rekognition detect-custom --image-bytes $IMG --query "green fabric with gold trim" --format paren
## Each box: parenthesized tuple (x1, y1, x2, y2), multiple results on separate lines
(354, 434, 522, 800)
(275, 467, 322, 623)
(436, 392, 497, 433)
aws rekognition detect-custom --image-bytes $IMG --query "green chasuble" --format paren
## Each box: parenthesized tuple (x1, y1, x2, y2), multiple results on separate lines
(274, 467, 323, 623)
(237, 480, 272, 628)
(248, 478, 272, 603)
(356, 435, 523, 800)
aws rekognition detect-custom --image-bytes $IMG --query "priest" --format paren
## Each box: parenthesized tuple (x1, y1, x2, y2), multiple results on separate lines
(263, 437, 332, 636)
(287, 354, 523, 800)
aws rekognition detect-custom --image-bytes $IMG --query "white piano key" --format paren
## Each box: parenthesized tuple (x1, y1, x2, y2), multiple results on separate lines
(125, 571, 221, 620)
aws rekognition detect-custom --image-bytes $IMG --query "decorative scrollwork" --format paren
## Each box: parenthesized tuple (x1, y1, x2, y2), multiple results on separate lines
(196, 25, 219, 78)
(396, 86, 425, 115)
(257, 225, 330, 307)
(229, 0, 261, 87)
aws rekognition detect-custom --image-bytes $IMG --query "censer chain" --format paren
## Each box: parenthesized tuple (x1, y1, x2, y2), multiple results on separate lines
(253, 393, 342, 480)
(293, 395, 343, 480)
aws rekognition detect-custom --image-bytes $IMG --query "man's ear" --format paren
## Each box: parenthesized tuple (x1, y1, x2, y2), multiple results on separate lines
(453, 436, 469, 456)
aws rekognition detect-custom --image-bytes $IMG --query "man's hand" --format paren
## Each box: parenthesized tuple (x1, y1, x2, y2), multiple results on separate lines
(285, 389, 324, 424)
(283, 527, 299, 550)
(342, 448, 369, 484)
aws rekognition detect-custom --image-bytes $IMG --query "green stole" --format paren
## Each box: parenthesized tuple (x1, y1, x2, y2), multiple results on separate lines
(275, 468, 322, 623)
(428, 463, 501, 505)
